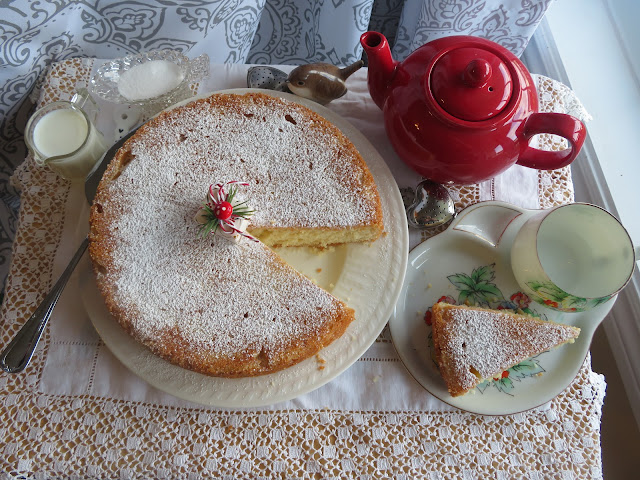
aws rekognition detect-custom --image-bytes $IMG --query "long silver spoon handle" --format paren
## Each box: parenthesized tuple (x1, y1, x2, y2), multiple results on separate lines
(0, 237, 89, 373)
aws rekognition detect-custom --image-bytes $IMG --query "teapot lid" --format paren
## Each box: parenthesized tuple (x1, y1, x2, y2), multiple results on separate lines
(430, 46, 513, 121)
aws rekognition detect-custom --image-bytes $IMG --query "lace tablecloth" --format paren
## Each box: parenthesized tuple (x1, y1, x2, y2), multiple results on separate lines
(0, 59, 605, 479)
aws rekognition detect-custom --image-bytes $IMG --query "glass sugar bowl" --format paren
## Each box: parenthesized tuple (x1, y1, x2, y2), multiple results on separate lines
(90, 50, 210, 115)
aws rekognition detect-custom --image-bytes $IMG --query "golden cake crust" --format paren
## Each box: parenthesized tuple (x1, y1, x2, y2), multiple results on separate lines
(431, 303, 580, 397)
(89, 92, 383, 377)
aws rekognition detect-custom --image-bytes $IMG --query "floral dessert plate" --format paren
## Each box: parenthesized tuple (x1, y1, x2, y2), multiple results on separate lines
(390, 201, 614, 415)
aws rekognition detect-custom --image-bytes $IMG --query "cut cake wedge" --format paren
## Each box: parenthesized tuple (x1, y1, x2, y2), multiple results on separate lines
(431, 303, 580, 397)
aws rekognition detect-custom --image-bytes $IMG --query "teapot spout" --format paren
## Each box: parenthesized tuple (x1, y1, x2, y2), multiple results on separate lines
(360, 31, 397, 109)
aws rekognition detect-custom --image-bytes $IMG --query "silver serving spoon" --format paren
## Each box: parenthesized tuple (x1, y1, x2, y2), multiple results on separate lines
(0, 129, 138, 373)
(406, 179, 456, 229)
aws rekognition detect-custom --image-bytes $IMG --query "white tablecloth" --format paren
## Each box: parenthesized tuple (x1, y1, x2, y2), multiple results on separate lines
(0, 59, 605, 479)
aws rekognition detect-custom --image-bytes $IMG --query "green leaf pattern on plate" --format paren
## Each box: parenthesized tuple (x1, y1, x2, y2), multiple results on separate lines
(525, 279, 612, 312)
(447, 265, 506, 307)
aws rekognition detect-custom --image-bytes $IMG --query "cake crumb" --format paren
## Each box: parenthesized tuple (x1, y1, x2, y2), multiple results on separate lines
(316, 354, 326, 370)
(316, 268, 322, 273)
(372, 375, 381, 383)
(427, 283, 432, 289)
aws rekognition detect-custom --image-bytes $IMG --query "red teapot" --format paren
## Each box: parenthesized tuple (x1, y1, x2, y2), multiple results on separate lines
(360, 31, 587, 185)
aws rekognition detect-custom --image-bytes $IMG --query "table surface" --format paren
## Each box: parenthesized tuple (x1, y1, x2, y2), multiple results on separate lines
(0, 58, 606, 479)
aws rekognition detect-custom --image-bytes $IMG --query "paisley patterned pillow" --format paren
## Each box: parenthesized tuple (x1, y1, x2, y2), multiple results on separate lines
(393, 0, 553, 61)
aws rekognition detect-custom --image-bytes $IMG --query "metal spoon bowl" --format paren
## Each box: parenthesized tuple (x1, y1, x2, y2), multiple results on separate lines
(406, 179, 456, 229)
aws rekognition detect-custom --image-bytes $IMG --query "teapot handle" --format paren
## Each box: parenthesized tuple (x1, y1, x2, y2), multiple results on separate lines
(516, 113, 587, 170)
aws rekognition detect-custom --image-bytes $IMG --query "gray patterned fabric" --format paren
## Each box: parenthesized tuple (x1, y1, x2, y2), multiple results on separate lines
(392, 0, 554, 61)
(0, 0, 266, 298)
(0, 0, 554, 296)
(247, 0, 375, 66)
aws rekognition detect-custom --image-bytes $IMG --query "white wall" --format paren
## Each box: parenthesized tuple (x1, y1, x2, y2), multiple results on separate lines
(544, 0, 640, 428)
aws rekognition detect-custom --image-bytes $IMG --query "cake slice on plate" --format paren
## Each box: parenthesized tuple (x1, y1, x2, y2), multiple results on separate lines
(431, 303, 580, 397)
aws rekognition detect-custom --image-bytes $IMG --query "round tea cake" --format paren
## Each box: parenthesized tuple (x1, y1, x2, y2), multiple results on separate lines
(89, 92, 383, 377)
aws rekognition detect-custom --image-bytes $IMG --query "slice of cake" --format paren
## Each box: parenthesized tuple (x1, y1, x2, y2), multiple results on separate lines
(431, 303, 580, 397)
(88, 92, 384, 377)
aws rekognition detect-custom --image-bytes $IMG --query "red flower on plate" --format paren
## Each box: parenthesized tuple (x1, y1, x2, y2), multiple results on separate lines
(544, 299, 559, 308)
(437, 295, 456, 305)
(425, 296, 456, 326)
(502, 370, 509, 379)
(510, 292, 531, 309)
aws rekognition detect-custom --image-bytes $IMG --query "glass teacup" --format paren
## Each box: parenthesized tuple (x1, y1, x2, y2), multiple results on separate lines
(511, 203, 636, 312)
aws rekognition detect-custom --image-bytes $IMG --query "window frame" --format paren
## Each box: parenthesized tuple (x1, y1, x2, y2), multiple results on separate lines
(523, 11, 640, 428)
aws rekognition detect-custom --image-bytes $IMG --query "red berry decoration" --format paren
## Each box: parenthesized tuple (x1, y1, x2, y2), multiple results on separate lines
(215, 201, 233, 220)
(196, 181, 258, 243)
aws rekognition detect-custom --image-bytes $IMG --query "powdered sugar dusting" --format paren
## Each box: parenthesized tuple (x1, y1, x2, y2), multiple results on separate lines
(434, 304, 580, 394)
(126, 93, 378, 229)
(112, 230, 337, 358)
(92, 93, 381, 369)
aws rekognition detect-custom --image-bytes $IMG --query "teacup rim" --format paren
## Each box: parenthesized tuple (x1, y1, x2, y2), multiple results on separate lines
(534, 202, 636, 301)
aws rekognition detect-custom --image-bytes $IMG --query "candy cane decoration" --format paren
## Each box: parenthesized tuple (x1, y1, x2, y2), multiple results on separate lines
(195, 181, 258, 243)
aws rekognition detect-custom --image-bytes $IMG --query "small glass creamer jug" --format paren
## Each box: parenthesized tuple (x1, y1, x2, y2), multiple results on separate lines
(25, 88, 108, 181)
